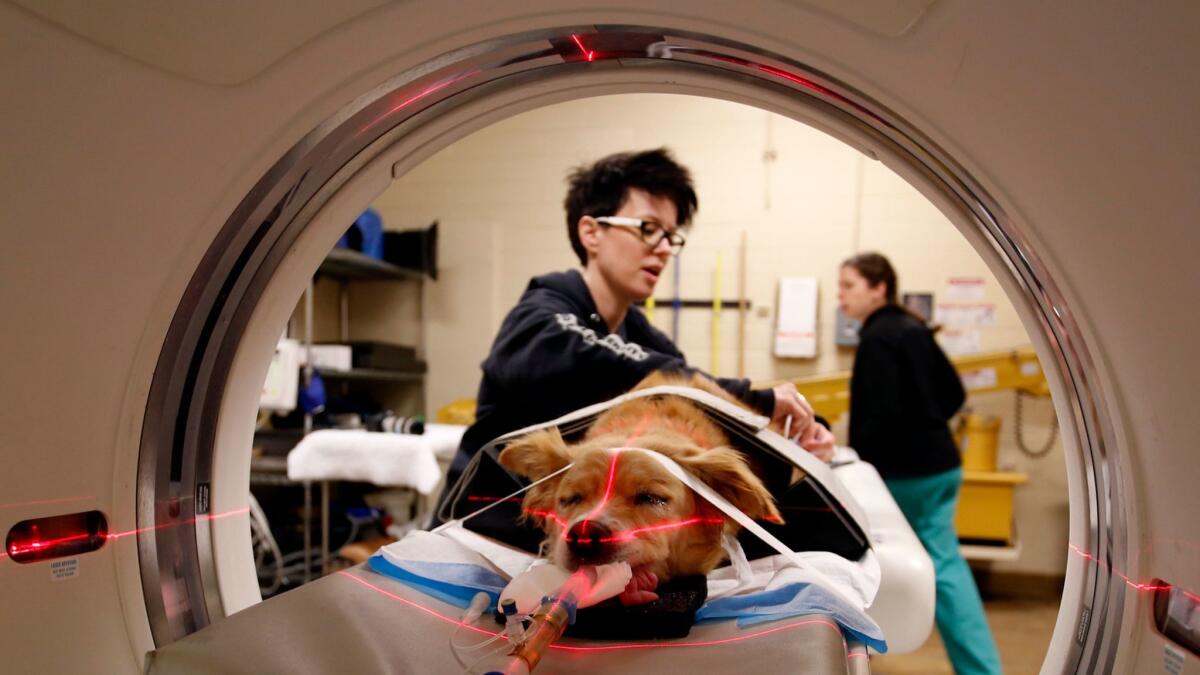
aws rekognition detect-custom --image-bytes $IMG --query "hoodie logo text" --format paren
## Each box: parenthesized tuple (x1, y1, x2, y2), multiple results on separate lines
(554, 313, 649, 362)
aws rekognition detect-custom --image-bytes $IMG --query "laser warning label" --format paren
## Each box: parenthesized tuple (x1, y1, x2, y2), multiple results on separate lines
(1163, 642, 1184, 674)
(50, 558, 78, 581)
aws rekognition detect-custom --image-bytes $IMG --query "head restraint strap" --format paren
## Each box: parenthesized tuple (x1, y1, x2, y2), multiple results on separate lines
(614, 446, 864, 609)
(431, 462, 575, 534)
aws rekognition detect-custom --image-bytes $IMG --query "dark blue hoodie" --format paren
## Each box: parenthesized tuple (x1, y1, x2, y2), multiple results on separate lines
(438, 269, 776, 500)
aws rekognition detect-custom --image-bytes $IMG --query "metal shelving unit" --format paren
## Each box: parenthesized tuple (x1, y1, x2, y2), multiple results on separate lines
(259, 245, 428, 586)
(316, 367, 425, 383)
(318, 248, 424, 282)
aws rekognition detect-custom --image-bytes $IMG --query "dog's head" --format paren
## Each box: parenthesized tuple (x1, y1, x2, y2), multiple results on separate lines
(498, 427, 780, 582)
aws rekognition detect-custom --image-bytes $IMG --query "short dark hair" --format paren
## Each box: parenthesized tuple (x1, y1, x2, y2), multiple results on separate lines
(563, 148, 699, 265)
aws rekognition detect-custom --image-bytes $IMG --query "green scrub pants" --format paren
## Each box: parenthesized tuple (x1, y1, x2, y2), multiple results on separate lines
(885, 467, 1003, 674)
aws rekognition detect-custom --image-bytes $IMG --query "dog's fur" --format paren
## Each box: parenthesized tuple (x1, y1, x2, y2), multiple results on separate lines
(498, 371, 780, 588)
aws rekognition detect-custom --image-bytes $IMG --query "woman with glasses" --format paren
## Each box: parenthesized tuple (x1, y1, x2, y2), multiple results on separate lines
(435, 148, 833, 522)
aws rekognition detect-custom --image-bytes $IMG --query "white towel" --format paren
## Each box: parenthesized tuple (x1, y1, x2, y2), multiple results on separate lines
(422, 423, 470, 461)
(286, 426, 466, 494)
(706, 548, 881, 609)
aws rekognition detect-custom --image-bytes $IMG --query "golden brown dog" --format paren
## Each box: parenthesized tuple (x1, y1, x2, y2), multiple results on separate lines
(498, 371, 780, 604)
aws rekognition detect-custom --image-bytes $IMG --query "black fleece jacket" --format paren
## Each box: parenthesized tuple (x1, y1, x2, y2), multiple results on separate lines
(442, 269, 776, 485)
(848, 304, 966, 479)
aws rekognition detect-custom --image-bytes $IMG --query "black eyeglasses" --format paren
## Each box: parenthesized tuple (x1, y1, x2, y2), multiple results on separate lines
(594, 216, 688, 255)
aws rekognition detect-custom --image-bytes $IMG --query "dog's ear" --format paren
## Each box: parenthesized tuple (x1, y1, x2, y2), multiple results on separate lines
(677, 447, 782, 523)
(498, 428, 571, 481)
(499, 428, 571, 525)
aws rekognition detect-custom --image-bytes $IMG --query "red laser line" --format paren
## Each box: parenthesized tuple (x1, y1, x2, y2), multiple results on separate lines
(525, 509, 570, 530)
(338, 571, 500, 637)
(1068, 544, 1191, 596)
(0, 495, 95, 511)
(540, 411, 775, 542)
(340, 569, 853, 655)
(596, 450, 621, 512)
(360, 70, 481, 134)
(7, 532, 97, 557)
(105, 507, 250, 541)
(701, 51, 837, 100)
(595, 517, 725, 544)
(2, 509, 249, 562)
(577, 412, 654, 529)
(696, 51, 865, 118)
(559, 411, 728, 540)
(549, 514, 724, 544)
(578, 448, 625, 531)
(570, 34, 595, 62)
(753, 64, 842, 100)
(624, 412, 654, 446)
(4, 508, 250, 560)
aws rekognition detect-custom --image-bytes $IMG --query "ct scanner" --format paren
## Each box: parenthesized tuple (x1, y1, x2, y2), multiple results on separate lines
(1, 1, 1197, 672)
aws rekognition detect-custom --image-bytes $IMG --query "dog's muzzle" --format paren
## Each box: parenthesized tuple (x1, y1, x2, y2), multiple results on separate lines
(565, 520, 616, 563)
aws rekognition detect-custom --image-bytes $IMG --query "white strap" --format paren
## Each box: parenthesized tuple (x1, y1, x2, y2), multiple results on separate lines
(620, 446, 864, 608)
(431, 463, 573, 534)
(720, 532, 754, 585)
(437, 446, 864, 608)
(616, 448, 803, 565)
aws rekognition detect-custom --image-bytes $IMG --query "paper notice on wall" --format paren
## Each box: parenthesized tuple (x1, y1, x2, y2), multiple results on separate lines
(946, 277, 986, 301)
(935, 303, 996, 327)
(939, 328, 981, 356)
(774, 277, 818, 358)
(960, 366, 998, 391)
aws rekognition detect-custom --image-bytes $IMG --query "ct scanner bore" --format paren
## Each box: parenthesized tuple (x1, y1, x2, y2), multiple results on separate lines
(1, 3, 1197, 673)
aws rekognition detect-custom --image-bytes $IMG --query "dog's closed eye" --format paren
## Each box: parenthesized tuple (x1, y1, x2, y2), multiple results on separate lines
(635, 492, 670, 507)
(559, 494, 583, 507)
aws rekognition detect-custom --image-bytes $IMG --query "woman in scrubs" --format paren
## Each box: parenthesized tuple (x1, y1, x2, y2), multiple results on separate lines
(839, 252, 1002, 675)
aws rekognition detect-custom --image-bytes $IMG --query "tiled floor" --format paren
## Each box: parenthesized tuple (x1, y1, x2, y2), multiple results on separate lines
(871, 599, 1060, 675)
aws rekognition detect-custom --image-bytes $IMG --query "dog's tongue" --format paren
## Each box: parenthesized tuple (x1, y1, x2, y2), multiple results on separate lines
(617, 565, 660, 606)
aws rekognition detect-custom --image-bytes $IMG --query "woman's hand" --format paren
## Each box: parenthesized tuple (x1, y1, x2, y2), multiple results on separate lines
(770, 382, 815, 439)
(769, 382, 835, 463)
(798, 422, 836, 463)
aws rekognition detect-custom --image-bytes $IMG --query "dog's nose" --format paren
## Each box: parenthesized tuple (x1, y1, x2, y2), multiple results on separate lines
(565, 521, 615, 562)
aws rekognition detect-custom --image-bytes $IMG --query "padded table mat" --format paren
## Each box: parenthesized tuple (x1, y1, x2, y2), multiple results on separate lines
(146, 565, 870, 674)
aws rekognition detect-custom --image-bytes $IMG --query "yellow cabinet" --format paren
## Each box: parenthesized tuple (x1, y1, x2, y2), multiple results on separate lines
(956, 471, 1027, 543)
